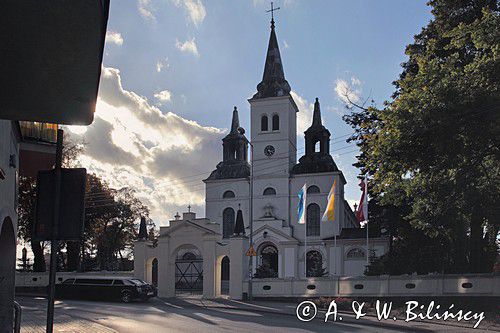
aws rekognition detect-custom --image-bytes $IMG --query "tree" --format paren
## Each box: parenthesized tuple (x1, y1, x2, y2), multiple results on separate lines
(344, 0, 499, 273)
(17, 134, 85, 272)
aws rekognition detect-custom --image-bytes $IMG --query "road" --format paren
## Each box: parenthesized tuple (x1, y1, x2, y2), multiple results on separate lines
(16, 296, 491, 333)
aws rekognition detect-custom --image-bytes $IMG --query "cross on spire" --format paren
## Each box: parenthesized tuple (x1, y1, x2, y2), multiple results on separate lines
(266, 2, 280, 28)
(187, 204, 191, 213)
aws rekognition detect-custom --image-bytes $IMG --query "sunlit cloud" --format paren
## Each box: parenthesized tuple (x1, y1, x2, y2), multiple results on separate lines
(105, 31, 124, 46)
(175, 38, 199, 57)
(171, 0, 206, 27)
(154, 90, 172, 104)
(334, 77, 362, 104)
(68, 67, 224, 225)
(138, 0, 156, 22)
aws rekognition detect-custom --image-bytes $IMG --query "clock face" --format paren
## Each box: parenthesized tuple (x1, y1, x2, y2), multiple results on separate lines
(264, 145, 275, 157)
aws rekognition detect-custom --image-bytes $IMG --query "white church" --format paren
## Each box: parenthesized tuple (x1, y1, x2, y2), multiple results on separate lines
(135, 17, 388, 299)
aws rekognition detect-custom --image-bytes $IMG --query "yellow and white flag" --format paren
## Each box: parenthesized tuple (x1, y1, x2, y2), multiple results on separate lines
(322, 179, 336, 222)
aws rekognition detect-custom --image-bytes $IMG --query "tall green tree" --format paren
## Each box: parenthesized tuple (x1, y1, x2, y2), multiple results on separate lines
(344, 0, 499, 273)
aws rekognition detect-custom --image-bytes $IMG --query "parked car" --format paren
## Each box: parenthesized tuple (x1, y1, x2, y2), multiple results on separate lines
(55, 277, 157, 303)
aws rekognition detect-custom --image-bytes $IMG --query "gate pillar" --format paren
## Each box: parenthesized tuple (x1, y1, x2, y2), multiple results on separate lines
(202, 234, 218, 299)
(229, 235, 249, 300)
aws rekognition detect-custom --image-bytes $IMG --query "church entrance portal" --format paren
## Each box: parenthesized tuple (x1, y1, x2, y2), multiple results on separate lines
(175, 247, 203, 295)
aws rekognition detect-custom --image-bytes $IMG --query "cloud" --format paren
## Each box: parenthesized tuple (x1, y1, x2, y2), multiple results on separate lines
(138, 0, 156, 21)
(283, 40, 289, 49)
(105, 31, 123, 46)
(156, 58, 169, 73)
(170, 0, 206, 27)
(291, 91, 313, 136)
(68, 67, 224, 225)
(175, 38, 199, 57)
(154, 89, 172, 103)
(334, 77, 362, 104)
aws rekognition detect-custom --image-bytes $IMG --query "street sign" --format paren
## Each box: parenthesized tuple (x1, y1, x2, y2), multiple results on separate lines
(246, 245, 257, 257)
(33, 168, 87, 241)
(0, 1, 110, 125)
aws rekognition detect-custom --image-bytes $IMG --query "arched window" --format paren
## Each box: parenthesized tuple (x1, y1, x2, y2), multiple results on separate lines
(306, 203, 320, 236)
(222, 207, 235, 239)
(222, 190, 235, 198)
(306, 250, 325, 277)
(263, 187, 276, 196)
(261, 115, 268, 131)
(272, 114, 279, 131)
(315, 141, 320, 153)
(182, 252, 197, 261)
(255, 244, 278, 278)
(307, 185, 320, 194)
(346, 248, 366, 259)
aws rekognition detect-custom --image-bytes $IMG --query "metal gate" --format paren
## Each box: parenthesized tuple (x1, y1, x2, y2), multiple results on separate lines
(175, 252, 203, 294)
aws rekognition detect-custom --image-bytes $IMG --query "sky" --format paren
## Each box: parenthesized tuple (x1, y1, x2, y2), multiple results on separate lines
(65, 0, 433, 227)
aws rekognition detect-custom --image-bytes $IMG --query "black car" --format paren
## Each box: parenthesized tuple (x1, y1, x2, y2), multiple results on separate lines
(55, 277, 157, 302)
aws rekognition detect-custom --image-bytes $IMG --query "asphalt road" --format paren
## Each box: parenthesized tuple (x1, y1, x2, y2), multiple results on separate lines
(16, 296, 490, 333)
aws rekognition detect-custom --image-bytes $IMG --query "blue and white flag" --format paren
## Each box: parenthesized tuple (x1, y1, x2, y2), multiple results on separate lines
(297, 183, 307, 224)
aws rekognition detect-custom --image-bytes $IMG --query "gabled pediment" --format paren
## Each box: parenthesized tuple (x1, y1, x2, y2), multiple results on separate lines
(160, 220, 219, 238)
(252, 225, 298, 243)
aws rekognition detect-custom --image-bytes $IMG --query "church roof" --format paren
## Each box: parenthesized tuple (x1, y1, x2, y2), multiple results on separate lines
(230, 106, 240, 134)
(253, 20, 291, 99)
(312, 98, 323, 127)
(137, 216, 147, 240)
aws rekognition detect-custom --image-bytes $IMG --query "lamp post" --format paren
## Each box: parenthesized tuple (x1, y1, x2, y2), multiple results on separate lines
(247, 139, 254, 301)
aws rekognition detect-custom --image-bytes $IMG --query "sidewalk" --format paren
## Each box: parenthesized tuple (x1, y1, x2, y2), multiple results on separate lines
(20, 300, 116, 333)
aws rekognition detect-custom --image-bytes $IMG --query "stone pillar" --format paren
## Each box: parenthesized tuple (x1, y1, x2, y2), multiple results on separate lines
(157, 237, 175, 298)
(202, 234, 218, 299)
(229, 235, 249, 300)
(133, 240, 147, 281)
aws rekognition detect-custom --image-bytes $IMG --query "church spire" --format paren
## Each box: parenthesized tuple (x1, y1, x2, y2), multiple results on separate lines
(312, 97, 322, 127)
(253, 5, 291, 99)
(230, 106, 240, 134)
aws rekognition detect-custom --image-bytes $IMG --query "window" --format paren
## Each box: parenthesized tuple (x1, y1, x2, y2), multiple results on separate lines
(306, 251, 325, 277)
(113, 280, 124, 285)
(222, 207, 235, 238)
(307, 185, 320, 194)
(182, 252, 198, 261)
(261, 115, 268, 131)
(272, 114, 279, 130)
(263, 187, 276, 196)
(346, 248, 366, 259)
(223, 190, 235, 198)
(306, 203, 320, 236)
(255, 244, 278, 278)
(62, 279, 75, 285)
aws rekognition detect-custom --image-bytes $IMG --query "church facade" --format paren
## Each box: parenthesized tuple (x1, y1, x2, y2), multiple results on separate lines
(134, 19, 388, 299)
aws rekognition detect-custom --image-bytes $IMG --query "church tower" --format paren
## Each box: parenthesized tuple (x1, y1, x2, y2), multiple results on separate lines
(206, 107, 250, 180)
(249, 17, 298, 178)
(292, 98, 338, 174)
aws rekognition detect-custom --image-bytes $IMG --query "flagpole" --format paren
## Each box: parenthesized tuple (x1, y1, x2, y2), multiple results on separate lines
(304, 216, 307, 278)
(365, 176, 369, 266)
(366, 219, 369, 266)
(334, 233, 337, 275)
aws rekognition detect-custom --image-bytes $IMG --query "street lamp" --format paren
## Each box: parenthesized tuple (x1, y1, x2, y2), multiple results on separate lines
(243, 133, 254, 301)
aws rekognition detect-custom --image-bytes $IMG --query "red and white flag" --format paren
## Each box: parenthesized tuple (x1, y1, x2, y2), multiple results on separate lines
(355, 176, 368, 223)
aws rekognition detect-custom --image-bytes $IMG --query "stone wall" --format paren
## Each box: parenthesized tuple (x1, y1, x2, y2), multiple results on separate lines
(245, 274, 500, 298)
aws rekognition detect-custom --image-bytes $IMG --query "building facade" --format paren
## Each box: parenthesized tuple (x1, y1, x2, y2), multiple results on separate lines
(135, 19, 388, 299)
